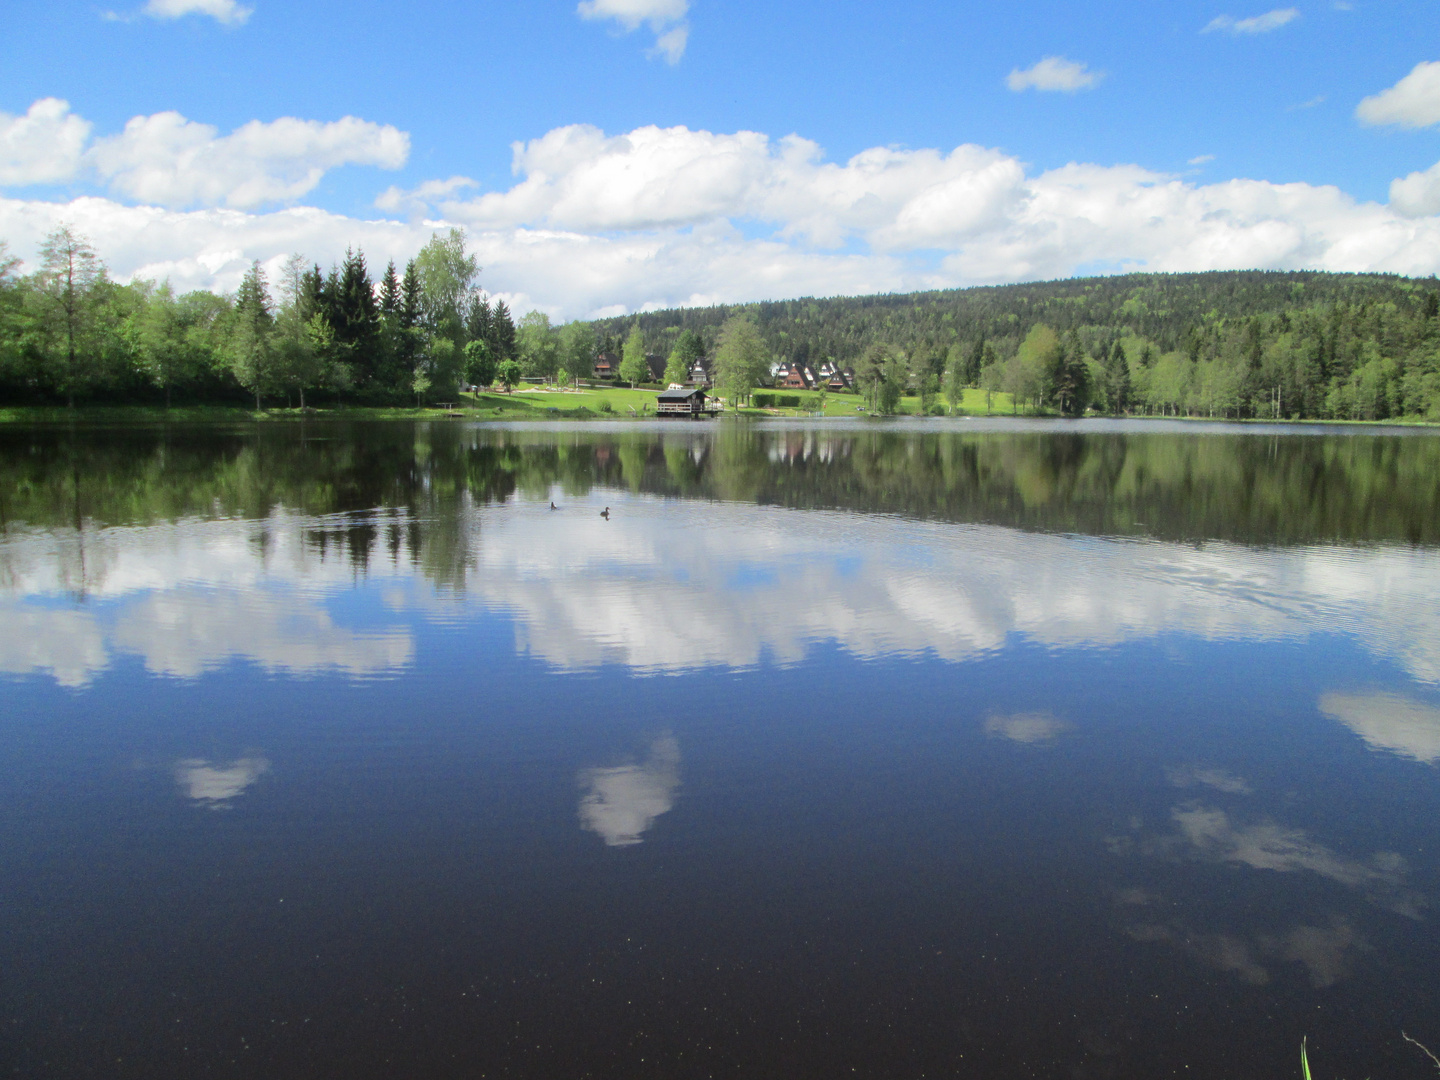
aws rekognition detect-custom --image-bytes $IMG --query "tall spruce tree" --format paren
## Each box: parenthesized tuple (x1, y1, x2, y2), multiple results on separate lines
(490, 300, 516, 363)
(465, 293, 492, 344)
(394, 260, 423, 395)
(965, 336, 986, 386)
(334, 248, 379, 389)
(379, 261, 401, 316)
(227, 261, 277, 410)
(374, 260, 405, 395)
(1104, 341, 1132, 414)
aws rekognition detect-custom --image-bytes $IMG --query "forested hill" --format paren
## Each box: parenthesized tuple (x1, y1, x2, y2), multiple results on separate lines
(593, 270, 1433, 362)
(591, 270, 1440, 422)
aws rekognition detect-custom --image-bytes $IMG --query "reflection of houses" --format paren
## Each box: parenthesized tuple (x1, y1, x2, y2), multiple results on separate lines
(656, 386, 721, 418)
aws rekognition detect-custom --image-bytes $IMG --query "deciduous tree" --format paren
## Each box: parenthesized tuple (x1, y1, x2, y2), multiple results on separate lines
(713, 315, 769, 406)
(619, 323, 649, 386)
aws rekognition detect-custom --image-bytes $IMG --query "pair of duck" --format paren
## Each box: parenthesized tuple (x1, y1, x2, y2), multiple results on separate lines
(551, 501, 609, 519)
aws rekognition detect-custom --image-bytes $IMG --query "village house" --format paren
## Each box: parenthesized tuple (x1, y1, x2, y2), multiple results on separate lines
(810, 359, 856, 391)
(592, 351, 620, 380)
(773, 360, 820, 390)
(592, 351, 669, 384)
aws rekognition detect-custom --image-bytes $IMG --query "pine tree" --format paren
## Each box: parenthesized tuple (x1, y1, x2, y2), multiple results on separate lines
(392, 260, 423, 397)
(465, 293, 492, 344)
(490, 300, 516, 362)
(373, 260, 405, 396)
(300, 264, 325, 323)
(965, 336, 986, 386)
(401, 261, 421, 332)
(1051, 331, 1090, 415)
(1105, 341, 1132, 414)
(379, 261, 401, 315)
(227, 261, 277, 410)
(335, 248, 379, 388)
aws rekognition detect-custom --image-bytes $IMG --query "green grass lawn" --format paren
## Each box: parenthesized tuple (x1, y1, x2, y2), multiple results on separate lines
(0, 384, 1018, 423)
(744, 386, 1016, 417)
(470, 384, 669, 417)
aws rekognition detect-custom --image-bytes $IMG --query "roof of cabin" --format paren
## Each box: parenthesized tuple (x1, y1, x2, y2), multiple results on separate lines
(657, 387, 706, 402)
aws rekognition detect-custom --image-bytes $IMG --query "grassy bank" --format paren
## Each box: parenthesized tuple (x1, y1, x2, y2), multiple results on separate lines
(4, 384, 1432, 425)
(0, 384, 1016, 424)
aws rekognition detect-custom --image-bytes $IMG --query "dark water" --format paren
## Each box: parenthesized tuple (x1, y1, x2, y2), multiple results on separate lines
(2, 419, 1440, 1079)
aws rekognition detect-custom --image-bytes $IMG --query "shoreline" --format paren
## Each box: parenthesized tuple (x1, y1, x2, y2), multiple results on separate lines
(1, 403, 1436, 430)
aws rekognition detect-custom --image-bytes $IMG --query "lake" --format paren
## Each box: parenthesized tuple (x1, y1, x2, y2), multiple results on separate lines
(2, 418, 1439, 1079)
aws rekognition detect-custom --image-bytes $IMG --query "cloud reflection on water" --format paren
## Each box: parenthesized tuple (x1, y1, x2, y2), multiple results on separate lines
(1169, 804, 1421, 917)
(1123, 914, 1363, 988)
(578, 736, 681, 846)
(469, 500, 1440, 686)
(2, 495, 1440, 688)
(984, 711, 1069, 744)
(0, 515, 415, 684)
(1166, 765, 1253, 795)
(1319, 691, 1440, 764)
(175, 756, 270, 808)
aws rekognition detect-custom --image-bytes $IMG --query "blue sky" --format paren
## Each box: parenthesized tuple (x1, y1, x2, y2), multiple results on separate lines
(3, 0, 1440, 317)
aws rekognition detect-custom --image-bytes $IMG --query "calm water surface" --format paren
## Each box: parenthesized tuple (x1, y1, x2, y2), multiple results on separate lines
(2, 419, 1439, 1079)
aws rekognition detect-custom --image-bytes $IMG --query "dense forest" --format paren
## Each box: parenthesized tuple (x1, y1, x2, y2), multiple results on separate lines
(2, 222, 1439, 420)
(597, 270, 1440, 421)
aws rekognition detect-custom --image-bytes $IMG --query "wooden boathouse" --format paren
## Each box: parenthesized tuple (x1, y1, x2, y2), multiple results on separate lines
(656, 386, 720, 418)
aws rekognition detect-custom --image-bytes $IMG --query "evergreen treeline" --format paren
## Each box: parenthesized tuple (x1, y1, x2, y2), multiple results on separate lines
(592, 271, 1440, 421)
(0, 226, 517, 408)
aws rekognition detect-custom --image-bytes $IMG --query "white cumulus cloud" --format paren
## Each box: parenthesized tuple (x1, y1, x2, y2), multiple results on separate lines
(1006, 56, 1102, 93)
(0, 98, 92, 186)
(578, 0, 689, 63)
(142, 0, 252, 24)
(1204, 7, 1300, 34)
(1389, 160, 1440, 218)
(1357, 60, 1440, 128)
(89, 111, 409, 209)
(374, 175, 478, 216)
(8, 114, 1440, 320)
